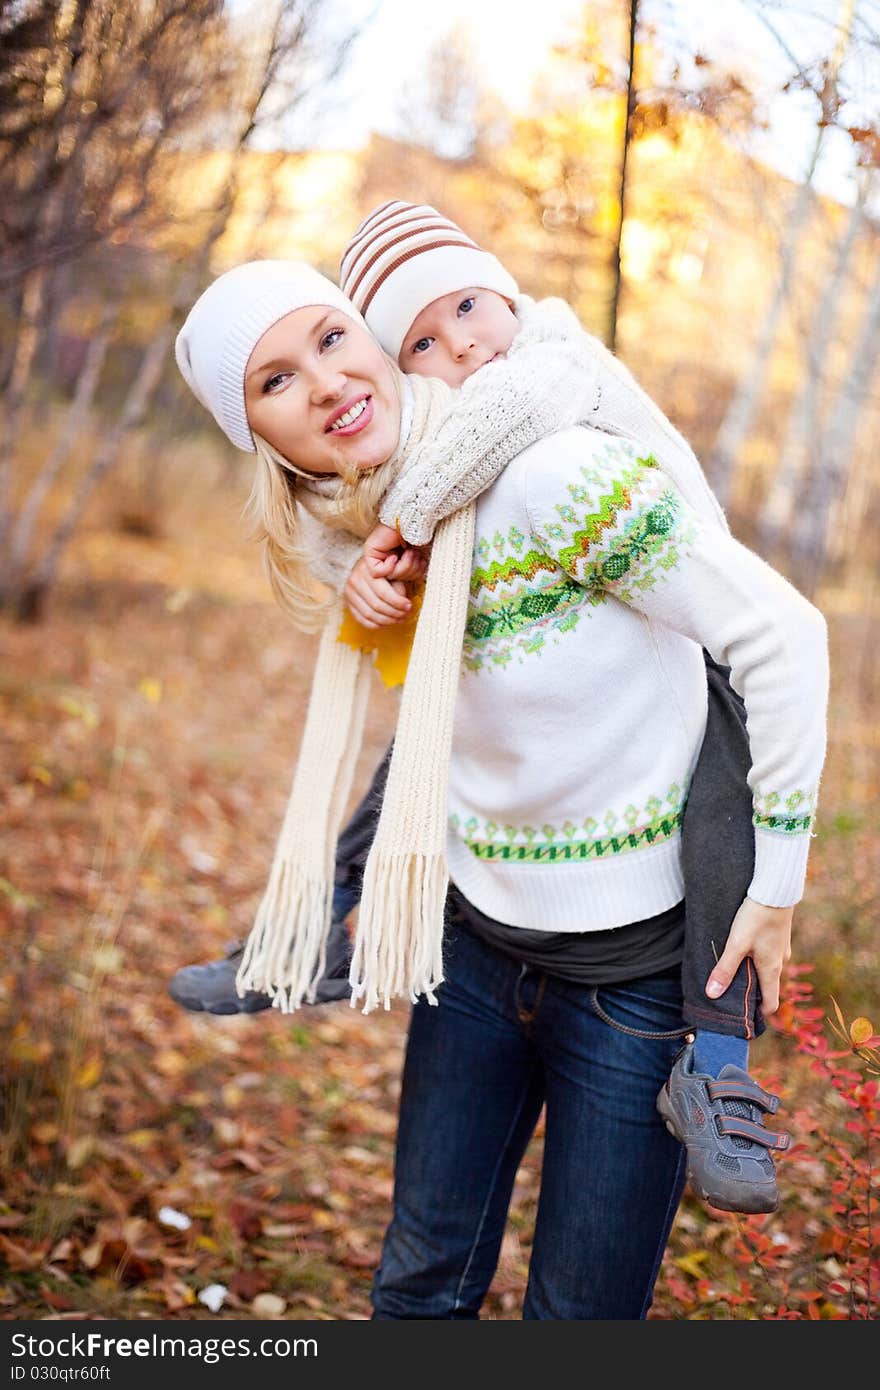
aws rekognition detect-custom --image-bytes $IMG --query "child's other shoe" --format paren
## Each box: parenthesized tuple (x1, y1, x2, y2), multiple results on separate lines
(656, 1040, 790, 1214)
(167, 918, 352, 1014)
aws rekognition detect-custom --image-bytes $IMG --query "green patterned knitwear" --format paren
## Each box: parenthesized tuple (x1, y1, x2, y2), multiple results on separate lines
(446, 427, 828, 933)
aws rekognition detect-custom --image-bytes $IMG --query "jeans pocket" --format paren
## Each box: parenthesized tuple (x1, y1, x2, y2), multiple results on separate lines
(588, 981, 691, 1041)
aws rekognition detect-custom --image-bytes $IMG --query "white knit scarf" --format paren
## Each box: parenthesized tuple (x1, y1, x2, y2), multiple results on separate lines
(236, 373, 460, 1013)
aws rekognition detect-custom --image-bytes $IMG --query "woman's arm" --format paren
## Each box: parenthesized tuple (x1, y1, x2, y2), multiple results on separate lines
(524, 428, 830, 913)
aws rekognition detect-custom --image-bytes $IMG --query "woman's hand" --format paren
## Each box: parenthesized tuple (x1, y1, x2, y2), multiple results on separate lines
(705, 898, 793, 1017)
(343, 525, 430, 628)
(344, 555, 412, 629)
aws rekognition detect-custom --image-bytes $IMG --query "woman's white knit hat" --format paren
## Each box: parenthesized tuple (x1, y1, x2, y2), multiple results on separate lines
(339, 201, 519, 360)
(175, 260, 366, 453)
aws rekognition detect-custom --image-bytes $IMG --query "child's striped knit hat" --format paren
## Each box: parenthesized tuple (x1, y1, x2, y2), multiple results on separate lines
(339, 201, 519, 360)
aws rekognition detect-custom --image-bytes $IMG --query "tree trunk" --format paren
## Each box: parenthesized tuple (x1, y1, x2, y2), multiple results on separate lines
(15, 324, 174, 622)
(792, 257, 880, 595)
(608, 0, 639, 353)
(707, 0, 857, 507)
(707, 164, 820, 508)
(2, 311, 116, 603)
(0, 266, 52, 550)
(758, 181, 869, 552)
(6, 0, 351, 622)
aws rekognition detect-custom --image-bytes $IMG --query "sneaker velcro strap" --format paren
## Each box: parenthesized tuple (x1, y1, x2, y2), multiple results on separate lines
(706, 1079, 779, 1113)
(716, 1116, 791, 1150)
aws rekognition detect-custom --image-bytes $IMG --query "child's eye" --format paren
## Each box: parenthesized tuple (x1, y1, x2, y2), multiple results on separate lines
(458, 297, 475, 315)
(412, 337, 434, 355)
(263, 372, 291, 394)
(320, 327, 344, 350)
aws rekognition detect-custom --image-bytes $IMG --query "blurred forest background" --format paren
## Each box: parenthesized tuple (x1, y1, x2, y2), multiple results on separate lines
(1, 0, 879, 1320)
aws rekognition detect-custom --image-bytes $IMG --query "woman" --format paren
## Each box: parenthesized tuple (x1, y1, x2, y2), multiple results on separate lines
(175, 258, 828, 1318)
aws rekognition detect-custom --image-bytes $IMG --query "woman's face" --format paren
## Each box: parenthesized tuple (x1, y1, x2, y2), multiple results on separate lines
(244, 306, 400, 475)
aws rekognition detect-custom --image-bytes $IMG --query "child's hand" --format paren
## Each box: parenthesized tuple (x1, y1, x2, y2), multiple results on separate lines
(364, 523, 429, 584)
(705, 898, 794, 1017)
(344, 555, 412, 630)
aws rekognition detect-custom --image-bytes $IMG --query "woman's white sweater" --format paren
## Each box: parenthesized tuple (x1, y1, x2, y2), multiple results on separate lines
(291, 301, 828, 927)
(445, 429, 829, 930)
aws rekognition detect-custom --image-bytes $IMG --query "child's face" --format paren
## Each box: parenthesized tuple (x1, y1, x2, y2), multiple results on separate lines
(398, 288, 519, 388)
(245, 306, 400, 475)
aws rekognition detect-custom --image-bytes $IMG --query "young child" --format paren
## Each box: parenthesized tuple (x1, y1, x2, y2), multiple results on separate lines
(171, 203, 826, 1215)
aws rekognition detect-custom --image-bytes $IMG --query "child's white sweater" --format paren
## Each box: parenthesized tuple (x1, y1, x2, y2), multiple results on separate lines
(445, 430, 828, 931)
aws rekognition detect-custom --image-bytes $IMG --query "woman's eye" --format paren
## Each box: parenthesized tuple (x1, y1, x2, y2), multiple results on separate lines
(263, 372, 290, 394)
(321, 327, 344, 350)
(458, 297, 475, 315)
(412, 337, 433, 354)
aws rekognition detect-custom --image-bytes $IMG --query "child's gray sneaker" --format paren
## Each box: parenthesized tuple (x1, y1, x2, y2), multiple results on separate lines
(656, 1040, 790, 1214)
(168, 919, 353, 1015)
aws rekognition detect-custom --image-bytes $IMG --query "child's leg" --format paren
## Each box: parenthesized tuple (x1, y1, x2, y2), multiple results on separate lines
(332, 741, 392, 916)
(680, 652, 763, 1060)
(658, 654, 791, 1213)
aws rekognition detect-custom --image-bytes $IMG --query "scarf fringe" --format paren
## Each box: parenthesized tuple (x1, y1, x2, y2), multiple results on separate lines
(349, 852, 449, 1013)
(236, 598, 371, 1012)
(237, 860, 332, 1012)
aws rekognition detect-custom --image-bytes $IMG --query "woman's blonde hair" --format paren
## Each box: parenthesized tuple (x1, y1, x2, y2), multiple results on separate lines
(241, 426, 402, 634)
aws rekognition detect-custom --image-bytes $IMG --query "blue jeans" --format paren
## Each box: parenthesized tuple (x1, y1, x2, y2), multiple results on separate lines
(372, 918, 687, 1320)
(336, 650, 763, 1040)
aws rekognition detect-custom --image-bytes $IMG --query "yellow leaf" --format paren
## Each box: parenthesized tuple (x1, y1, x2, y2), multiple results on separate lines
(122, 1217, 148, 1245)
(28, 764, 52, 786)
(66, 1136, 94, 1170)
(56, 695, 99, 729)
(154, 1049, 188, 1077)
(165, 588, 192, 614)
(252, 1293, 286, 1318)
(213, 1118, 240, 1146)
(262, 1223, 300, 1239)
(93, 944, 123, 974)
(675, 1250, 709, 1279)
(336, 588, 423, 690)
(138, 677, 162, 704)
(850, 1017, 874, 1047)
(31, 1122, 59, 1144)
(75, 1055, 103, 1089)
(195, 1235, 219, 1253)
(126, 1129, 160, 1150)
(9, 1035, 53, 1064)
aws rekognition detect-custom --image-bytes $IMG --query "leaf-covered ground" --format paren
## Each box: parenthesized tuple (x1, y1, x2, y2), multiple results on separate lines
(2, 482, 877, 1320)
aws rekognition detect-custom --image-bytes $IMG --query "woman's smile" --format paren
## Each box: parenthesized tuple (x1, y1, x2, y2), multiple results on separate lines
(326, 393, 374, 435)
